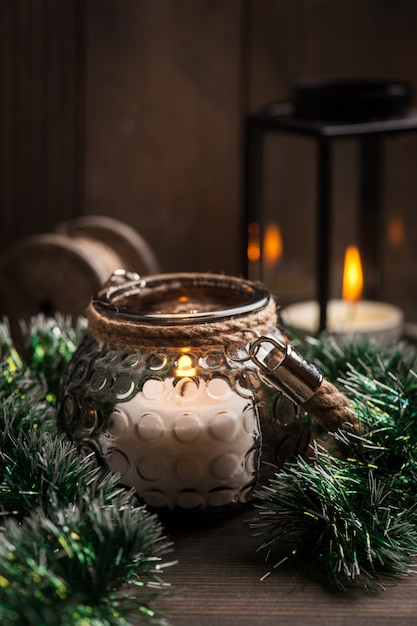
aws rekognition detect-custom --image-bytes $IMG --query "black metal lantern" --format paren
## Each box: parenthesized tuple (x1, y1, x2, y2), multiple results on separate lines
(243, 79, 417, 332)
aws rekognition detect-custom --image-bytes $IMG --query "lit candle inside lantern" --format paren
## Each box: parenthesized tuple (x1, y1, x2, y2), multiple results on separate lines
(281, 245, 403, 343)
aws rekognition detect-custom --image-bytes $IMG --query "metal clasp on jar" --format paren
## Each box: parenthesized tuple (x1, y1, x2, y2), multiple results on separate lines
(231, 333, 323, 406)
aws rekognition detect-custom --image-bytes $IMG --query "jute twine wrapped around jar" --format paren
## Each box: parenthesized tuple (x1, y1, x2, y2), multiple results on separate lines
(87, 295, 278, 348)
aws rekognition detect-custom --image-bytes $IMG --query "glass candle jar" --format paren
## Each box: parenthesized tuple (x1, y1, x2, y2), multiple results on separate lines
(58, 271, 313, 511)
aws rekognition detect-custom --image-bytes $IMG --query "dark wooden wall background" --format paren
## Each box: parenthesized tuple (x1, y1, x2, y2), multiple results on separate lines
(0, 0, 85, 243)
(2, 0, 417, 314)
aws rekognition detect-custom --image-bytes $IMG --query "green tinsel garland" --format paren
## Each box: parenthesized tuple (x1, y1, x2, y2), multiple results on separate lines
(252, 333, 417, 591)
(0, 317, 173, 626)
(3, 315, 417, 623)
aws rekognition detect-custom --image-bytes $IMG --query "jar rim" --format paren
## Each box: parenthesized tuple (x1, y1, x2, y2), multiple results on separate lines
(92, 272, 271, 326)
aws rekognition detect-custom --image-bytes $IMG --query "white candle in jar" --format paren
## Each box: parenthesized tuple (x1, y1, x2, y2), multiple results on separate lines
(105, 352, 260, 510)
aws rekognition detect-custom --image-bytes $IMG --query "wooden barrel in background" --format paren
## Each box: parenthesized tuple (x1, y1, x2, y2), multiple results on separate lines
(0, 215, 160, 345)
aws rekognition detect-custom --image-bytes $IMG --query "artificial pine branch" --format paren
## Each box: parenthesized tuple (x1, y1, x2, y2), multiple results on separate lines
(25, 314, 87, 402)
(253, 333, 417, 590)
(0, 498, 172, 626)
(4, 313, 417, 607)
(0, 316, 173, 625)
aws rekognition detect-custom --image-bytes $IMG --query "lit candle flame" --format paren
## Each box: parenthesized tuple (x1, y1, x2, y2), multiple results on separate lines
(263, 223, 283, 268)
(342, 245, 363, 303)
(175, 353, 197, 378)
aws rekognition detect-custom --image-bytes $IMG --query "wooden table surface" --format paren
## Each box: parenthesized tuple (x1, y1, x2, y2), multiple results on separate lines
(159, 506, 417, 626)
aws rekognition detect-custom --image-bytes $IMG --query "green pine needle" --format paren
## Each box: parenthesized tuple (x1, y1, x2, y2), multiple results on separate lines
(253, 449, 417, 590)
(0, 316, 174, 625)
(26, 314, 88, 402)
(4, 314, 417, 605)
(253, 334, 417, 590)
(0, 501, 172, 625)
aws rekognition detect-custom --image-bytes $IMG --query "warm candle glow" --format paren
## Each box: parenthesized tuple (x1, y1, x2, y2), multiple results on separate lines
(175, 353, 197, 378)
(387, 215, 405, 248)
(342, 246, 363, 303)
(247, 223, 260, 262)
(263, 223, 283, 268)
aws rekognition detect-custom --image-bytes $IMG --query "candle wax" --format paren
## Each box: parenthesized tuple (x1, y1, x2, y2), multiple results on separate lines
(105, 374, 260, 509)
(282, 299, 403, 343)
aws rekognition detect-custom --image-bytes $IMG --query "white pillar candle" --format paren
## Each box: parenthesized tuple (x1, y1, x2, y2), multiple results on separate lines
(281, 299, 404, 344)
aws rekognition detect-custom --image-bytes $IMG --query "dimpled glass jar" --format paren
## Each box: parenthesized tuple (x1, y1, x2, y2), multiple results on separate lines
(58, 271, 310, 511)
